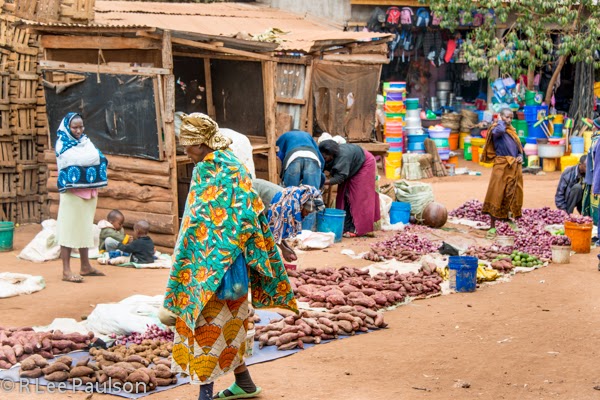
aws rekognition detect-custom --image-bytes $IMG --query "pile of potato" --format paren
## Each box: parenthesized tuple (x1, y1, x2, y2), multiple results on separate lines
(0, 328, 95, 369)
(288, 265, 442, 310)
(256, 306, 387, 351)
(464, 246, 514, 261)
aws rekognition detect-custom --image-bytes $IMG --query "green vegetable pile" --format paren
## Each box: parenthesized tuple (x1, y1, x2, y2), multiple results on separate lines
(493, 250, 543, 268)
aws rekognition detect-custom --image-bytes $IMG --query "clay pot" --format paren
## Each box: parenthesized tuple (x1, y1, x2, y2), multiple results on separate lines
(422, 202, 448, 228)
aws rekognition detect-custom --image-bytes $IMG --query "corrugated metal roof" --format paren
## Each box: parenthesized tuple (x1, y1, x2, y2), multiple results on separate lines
(92, 1, 389, 52)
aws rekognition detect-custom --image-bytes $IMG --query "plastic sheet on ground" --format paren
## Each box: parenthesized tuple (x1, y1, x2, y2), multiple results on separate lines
(340, 249, 368, 260)
(292, 230, 335, 250)
(84, 295, 165, 338)
(107, 253, 172, 269)
(362, 259, 422, 277)
(447, 217, 490, 230)
(0, 273, 45, 298)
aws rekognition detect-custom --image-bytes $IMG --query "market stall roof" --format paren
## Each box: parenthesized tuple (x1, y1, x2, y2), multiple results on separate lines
(88, 1, 390, 53)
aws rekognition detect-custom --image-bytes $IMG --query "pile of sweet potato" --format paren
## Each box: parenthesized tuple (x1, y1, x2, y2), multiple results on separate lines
(0, 328, 95, 369)
(288, 265, 442, 311)
(363, 232, 438, 262)
(256, 306, 387, 351)
(90, 339, 173, 369)
(464, 246, 513, 261)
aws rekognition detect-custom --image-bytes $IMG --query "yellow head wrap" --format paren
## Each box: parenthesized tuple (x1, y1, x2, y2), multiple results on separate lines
(178, 112, 231, 150)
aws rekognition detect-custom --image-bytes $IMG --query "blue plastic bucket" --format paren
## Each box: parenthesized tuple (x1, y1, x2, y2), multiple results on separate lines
(390, 202, 411, 224)
(0, 221, 15, 252)
(316, 208, 346, 243)
(527, 121, 546, 138)
(448, 256, 478, 292)
(571, 137, 584, 154)
(407, 134, 428, 152)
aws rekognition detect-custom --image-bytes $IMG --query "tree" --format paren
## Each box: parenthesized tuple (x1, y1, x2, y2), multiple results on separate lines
(424, 0, 600, 106)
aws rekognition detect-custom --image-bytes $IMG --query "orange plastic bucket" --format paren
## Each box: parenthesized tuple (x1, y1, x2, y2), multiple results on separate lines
(449, 133, 459, 150)
(564, 221, 592, 253)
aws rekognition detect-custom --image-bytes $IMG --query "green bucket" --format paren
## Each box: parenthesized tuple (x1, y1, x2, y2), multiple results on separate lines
(525, 90, 542, 106)
(464, 142, 472, 161)
(514, 120, 529, 137)
(0, 221, 14, 252)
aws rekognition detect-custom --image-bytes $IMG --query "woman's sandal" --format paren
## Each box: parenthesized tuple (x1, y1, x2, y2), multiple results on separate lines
(62, 275, 84, 283)
(343, 232, 357, 238)
(213, 383, 262, 399)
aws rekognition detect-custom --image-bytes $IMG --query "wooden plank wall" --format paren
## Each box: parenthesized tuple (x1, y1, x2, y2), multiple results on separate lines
(13, 0, 94, 24)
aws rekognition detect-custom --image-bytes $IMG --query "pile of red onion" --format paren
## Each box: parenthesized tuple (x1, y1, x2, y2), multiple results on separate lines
(448, 200, 491, 224)
(518, 207, 567, 228)
(109, 324, 174, 345)
(551, 235, 571, 246)
(371, 231, 438, 255)
(495, 222, 516, 236)
(566, 214, 593, 224)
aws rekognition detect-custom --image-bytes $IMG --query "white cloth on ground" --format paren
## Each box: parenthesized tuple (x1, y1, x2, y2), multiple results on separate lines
(0, 273, 45, 298)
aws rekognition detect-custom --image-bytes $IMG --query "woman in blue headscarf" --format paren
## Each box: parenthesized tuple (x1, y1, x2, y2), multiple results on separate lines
(55, 113, 108, 283)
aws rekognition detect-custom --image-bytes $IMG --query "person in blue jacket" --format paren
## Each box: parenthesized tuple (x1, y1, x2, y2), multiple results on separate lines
(276, 130, 325, 230)
(555, 155, 586, 214)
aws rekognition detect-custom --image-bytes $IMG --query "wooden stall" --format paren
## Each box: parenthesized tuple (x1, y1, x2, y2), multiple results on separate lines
(24, 1, 391, 249)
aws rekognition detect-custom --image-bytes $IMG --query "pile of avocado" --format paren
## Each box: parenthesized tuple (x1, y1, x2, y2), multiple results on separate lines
(494, 251, 543, 268)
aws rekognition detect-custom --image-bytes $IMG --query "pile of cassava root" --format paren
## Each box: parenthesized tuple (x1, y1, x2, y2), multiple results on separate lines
(288, 266, 442, 310)
(19, 353, 176, 393)
(0, 328, 95, 369)
(255, 306, 387, 351)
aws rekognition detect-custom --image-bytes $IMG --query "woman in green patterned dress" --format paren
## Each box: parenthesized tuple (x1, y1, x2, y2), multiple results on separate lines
(159, 113, 297, 400)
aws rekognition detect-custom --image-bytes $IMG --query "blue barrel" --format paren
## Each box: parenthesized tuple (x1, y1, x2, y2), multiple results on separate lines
(571, 137, 584, 154)
(448, 256, 478, 292)
(316, 208, 346, 243)
(390, 202, 411, 224)
(527, 121, 546, 138)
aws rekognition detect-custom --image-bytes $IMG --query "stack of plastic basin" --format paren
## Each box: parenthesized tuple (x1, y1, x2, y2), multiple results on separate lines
(407, 134, 428, 153)
(428, 127, 451, 160)
(383, 82, 407, 179)
(524, 105, 549, 139)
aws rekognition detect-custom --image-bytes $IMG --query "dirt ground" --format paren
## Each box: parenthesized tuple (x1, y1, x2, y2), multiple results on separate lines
(2, 161, 600, 400)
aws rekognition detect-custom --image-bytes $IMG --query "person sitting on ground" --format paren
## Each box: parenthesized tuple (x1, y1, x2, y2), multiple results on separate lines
(555, 155, 587, 214)
(100, 220, 155, 265)
(98, 209, 130, 252)
(252, 178, 324, 262)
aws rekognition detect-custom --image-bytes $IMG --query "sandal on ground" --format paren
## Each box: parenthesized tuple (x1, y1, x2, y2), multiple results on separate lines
(81, 268, 106, 277)
(486, 228, 496, 240)
(62, 275, 84, 283)
(213, 383, 262, 399)
(343, 232, 357, 238)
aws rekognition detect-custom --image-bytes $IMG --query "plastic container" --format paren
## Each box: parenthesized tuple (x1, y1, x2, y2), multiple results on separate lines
(542, 158, 557, 172)
(464, 142, 472, 161)
(525, 90, 542, 105)
(560, 155, 578, 172)
(438, 150, 450, 161)
(448, 155, 458, 165)
(553, 123, 563, 138)
(405, 108, 421, 119)
(570, 137, 585, 154)
(523, 143, 538, 156)
(405, 98, 420, 110)
(472, 145, 481, 163)
(0, 221, 14, 252)
(513, 120, 529, 137)
(553, 114, 564, 125)
(407, 134, 428, 152)
(551, 245, 571, 264)
(245, 329, 255, 357)
(390, 202, 411, 224)
(405, 117, 422, 128)
(316, 208, 346, 243)
(527, 121, 546, 139)
(459, 132, 469, 149)
(495, 235, 515, 247)
(431, 137, 449, 148)
(385, 152, 402, 180)
(564, 221, 592, 253)
(584, 130, 593, 153)
(448, 256, 478, 293)
(448, 133, 459, 150)
(538, 144, 565, 159)
(527, 155, 540, 168)
(428, 127, 451, 138)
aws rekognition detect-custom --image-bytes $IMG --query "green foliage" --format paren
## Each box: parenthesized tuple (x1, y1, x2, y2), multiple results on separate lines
(422, 0, 600, 79)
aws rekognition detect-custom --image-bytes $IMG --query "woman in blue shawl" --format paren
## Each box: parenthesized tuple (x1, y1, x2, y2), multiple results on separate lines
(55, 113, 108, 283)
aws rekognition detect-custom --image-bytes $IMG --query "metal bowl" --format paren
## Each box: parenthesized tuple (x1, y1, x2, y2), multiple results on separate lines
(436, 81, 452, 91)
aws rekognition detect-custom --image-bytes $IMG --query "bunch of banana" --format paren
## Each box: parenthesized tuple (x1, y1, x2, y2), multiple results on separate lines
(437, 267, 449, 280)
(477, 265, 499, 282)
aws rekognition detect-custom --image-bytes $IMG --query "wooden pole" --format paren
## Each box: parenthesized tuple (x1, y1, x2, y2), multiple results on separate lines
(204, 58, 216, 120)
(262, 60, 278, 183)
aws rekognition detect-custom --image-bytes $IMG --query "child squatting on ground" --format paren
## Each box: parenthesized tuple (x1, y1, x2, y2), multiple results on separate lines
(98, 219, 156, 265)
(98, 209, 131, 252)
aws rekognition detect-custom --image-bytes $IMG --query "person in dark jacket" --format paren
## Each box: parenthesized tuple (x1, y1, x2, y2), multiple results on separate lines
(99, 220, 155, 265)
(555, 155, 587, 214)
(319, 140, 380, 237)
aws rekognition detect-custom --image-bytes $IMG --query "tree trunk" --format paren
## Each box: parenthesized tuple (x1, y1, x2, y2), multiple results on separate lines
(545, 56, 567, 106)
(527, 66, 535, 90)
(568, 62, 595, 135)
